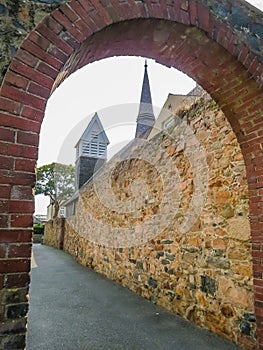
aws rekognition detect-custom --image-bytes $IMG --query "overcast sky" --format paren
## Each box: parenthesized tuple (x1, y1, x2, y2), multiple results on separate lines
(248, 0, 263, 10)
(35, 0, 262, 214)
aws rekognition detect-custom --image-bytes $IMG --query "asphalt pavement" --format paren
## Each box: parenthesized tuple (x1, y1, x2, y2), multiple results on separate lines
(26, 244, 241, 350)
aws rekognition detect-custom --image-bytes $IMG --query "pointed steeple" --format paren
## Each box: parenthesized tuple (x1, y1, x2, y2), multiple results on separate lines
(135, 60, 155, 139)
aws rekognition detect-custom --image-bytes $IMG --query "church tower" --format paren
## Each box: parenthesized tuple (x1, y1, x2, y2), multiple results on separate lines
(135, 61, 155, 139)
(75, 113, 109, 189)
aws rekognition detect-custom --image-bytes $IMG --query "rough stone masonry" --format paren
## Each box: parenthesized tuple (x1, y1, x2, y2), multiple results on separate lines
(45, 96, 257, 349)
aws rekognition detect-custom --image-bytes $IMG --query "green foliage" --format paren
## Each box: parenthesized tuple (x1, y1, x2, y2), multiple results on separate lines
(35, 162, 75, 204)
(33, 224, 44, 235)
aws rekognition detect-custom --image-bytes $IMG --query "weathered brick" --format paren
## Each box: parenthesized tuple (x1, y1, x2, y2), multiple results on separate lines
(17, 131, 39, 147)
(0, 275, 4, 289)
(27, 31, 50, 51)
(78, 0, 93, 13)
(0, 156, 14, 170)
(9, 201, 34, 214)
(0, 259, 30, 273)
(6, 303, 28, 320)
(0, 145, 9, 159)
(70, 1, 95, 24)
(22, 38, 62, 70)
(10, 59, 54, 89)
(74, 18, 93, 38)
(0, 113, 41, 133)
(10, 185, 33, 201)
(180, 9, 190, 25)
(0, 185, 11, 199)
(0, 333, 26, 349)
(0, 128, 15, 143)
(10, 215, 33, 228)
(43, 15, 63, 35)
(1, 85, 46, 111)
(52, 9, 84, 42)
(20, 106, 44, 123)
(0, 287, 28, 304)
(0, 318, 26, 335)
(37, 62, 58, 80)
(4, 71, 28, 90)
(48, 45, 68, 63)
(189, 0, 197, 25)
(0, 200, 8, 213)
(0, 244, 6, 258)
(197, 2, 210, 32)
(28, 82, 50, 99)
(0, 97, 21, 115)
(5, 273, 30, 288)
(14, 159, 36, 173)
(8, 244, 32, 258)
(7, 144, 38, 160)
(15, 49, 38, 68)
(0, 143, 8, 157)
(0, 170, 35, 186)
(37, 23, 73, 55)
(0, 215, 8, 228)
(60, 3, 79, 22)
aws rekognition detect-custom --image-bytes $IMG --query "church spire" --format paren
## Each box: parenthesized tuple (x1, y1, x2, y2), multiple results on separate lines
(135, 60, 155, 139)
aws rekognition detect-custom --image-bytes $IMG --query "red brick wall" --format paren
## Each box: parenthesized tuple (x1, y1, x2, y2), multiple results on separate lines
(0, 0, 262, 348)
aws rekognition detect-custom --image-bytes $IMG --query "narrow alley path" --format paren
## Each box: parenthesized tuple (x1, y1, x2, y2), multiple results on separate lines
(27, 245, 241, 350)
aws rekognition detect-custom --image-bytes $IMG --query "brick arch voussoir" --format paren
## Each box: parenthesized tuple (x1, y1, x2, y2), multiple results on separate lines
(39, 0, 263, 90)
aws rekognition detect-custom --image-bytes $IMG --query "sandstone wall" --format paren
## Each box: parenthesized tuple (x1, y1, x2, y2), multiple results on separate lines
(43, 217, 64, 249)
(61, 98, 256, 349)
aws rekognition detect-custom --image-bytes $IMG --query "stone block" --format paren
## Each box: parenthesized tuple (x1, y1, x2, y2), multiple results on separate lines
(148, 277, 158, 288)
(227, 217, 251, 241)
(200, 275, 216, 296)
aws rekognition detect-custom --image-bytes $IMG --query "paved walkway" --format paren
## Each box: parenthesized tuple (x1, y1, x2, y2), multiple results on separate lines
(26, 244, 241, 350)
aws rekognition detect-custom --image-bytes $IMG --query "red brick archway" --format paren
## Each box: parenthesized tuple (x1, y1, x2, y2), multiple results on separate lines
(0, 0, 262, 348)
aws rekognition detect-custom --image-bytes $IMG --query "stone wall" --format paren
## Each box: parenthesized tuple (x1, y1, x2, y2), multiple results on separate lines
(59, 98, 256, 349)
(43, 217, 64, 250)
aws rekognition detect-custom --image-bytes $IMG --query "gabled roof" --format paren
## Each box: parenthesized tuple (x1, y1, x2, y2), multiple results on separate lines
(75, 112, 110, 148)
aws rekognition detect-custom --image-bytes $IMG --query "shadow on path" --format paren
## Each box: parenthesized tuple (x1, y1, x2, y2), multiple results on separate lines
(27, 244, 241, 350)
